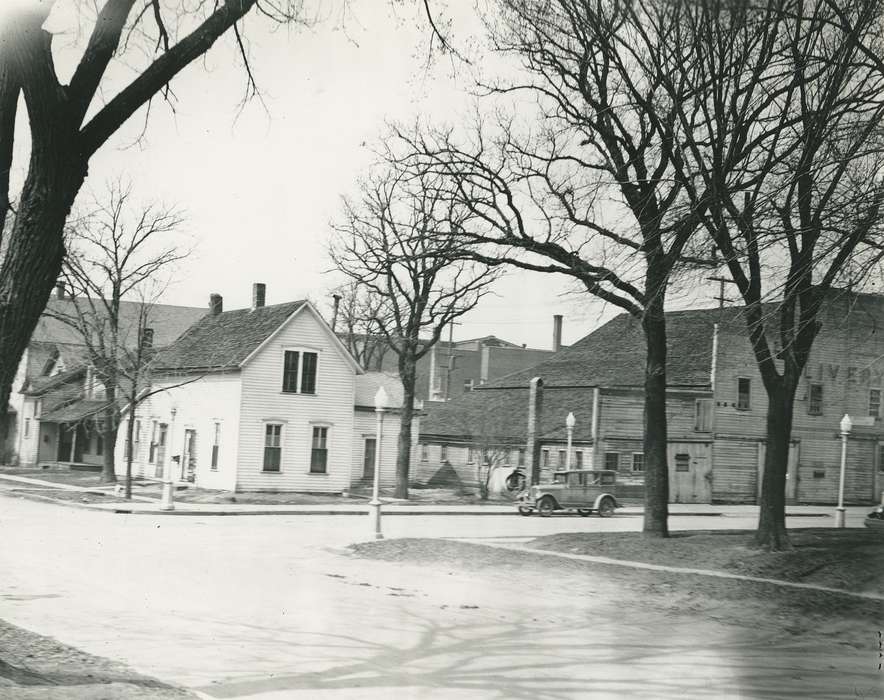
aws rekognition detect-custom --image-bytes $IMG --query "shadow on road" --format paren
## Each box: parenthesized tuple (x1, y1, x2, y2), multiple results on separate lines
(192, 610, 864, 699)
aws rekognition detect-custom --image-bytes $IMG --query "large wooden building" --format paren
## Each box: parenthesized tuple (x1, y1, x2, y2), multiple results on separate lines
(418, 290, 884, 505)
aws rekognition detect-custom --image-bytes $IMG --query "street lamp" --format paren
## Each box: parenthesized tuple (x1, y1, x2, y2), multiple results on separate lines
(369, 386, 388, 539)
(835, 413, 851, 528)
(161, 406, 177, 511)
(565, 412, 575, 471)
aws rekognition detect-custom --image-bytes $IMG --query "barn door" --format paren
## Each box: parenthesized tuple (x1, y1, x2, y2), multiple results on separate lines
(668, 442, 712, 503)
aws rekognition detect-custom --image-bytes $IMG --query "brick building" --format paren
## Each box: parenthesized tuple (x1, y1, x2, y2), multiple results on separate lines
(417, 291, 884, 504)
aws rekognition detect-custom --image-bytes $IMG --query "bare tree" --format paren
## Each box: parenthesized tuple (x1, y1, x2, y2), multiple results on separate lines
(394, 0, 739, 536)
(49, 181, 187, 485)
(330, 281, 393, 371)
(331, 163, 500, 499)
(660, 0, 884, 549)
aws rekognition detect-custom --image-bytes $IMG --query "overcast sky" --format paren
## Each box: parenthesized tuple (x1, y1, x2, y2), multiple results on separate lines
(12, 1, 731, 349)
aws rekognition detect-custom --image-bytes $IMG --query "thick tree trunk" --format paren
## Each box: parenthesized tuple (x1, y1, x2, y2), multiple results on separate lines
(755, 380, 797, 550)
(395, 354, 417, 500)
(100, 387, 118, 484)
(642, 294, 670, 538)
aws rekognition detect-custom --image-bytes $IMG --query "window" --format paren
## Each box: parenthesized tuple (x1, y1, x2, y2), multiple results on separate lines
(541, 449, 550, 468)
(870, 389, 881, 418)
(263, 424, 282, 472)
(134, 420, 141, 448)
(674, 453, 690, 472)
(310, 426, 328, 474)
(808, 383, 823, 416)
(632, 453, 645, 472)
(737, 378, 751, 410)
(301, 353, 317, 394)
(694, 399, 712, 432)
(281, 350, 319, 394)
(468, 447, 479, 464)
(282, 351, 299, 392)
(575, 450, 584, 469)
(557, 449, 566, 470)
(149, 421, 158, 463)
(517, 448, 525, 467)
(211, 423, 220, 470)
(420, 443, 429, 461)
(440, 444, 448, 462)
(124, 421, 131, 460)
(604, 452, 619, 471)
(23, 418, 30, 438)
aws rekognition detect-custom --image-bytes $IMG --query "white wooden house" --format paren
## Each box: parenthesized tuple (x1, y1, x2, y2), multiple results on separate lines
(115, 287, 405, 492)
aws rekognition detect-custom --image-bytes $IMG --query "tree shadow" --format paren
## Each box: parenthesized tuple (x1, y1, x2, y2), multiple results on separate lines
(191, 609, 865, 699)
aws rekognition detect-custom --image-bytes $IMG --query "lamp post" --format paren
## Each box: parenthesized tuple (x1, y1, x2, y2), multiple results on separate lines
(835, 413, 851, 528)
(369, 386, 388, 539)
(565, 412, 575, 471)
(161, 407, 177, 511)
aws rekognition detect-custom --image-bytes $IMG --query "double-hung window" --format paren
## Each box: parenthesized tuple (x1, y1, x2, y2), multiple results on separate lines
(211, 423, 221, 470)
(263, 424, 282, 472)
(737, 378, 751, 410)
(310, 427, 328, 473)
(870, 389, 881, 418)
(808, 383, 824, 416)
(282, 350, 318, 394)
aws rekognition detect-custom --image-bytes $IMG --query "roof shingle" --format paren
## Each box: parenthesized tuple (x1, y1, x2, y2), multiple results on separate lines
(153, 301, 306, 371)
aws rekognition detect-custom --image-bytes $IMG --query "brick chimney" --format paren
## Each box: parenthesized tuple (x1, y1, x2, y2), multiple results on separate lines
(251, 283, 266, 310)
(209, 293, 223, 316)
(552, 314, 563, 352)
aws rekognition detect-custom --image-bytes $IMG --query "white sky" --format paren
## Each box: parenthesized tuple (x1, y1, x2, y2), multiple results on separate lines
(12, 1, 731, 349)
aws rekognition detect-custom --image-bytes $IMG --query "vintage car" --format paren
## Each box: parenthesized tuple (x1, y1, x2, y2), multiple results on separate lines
(864, 505, 884, 531)
(517, 469, 619, 517)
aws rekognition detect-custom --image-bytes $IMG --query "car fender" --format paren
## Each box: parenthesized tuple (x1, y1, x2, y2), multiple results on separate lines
(593, 493, 617, 511)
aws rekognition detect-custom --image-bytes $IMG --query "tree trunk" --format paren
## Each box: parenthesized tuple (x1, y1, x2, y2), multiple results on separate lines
(100, 387, 118, 484)
(395, 354, 417, 499)
(125, 409, 136, 499)
(642, 294, 670, 538)
(755, 380, 796, 550)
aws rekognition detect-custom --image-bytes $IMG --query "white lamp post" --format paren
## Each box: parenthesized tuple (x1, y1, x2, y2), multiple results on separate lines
(835, 413, 851, 528)
(160, 406, 177, 511)
(565, 412, 575, 471)
(369, 386, 388, 539)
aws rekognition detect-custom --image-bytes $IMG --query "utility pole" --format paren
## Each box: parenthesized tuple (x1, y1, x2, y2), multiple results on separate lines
(707, 275, 736, 309)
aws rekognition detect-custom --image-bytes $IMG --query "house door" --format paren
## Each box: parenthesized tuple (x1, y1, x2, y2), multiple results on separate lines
(363, 437, 377, 480)
(58, 424, 73, 462)
(154, 423, 168, 478)
(668, 442, 712, 503)
(182, 429, 196, 482)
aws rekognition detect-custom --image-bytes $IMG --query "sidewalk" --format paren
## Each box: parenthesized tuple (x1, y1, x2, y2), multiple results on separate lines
(0, 472, 857, 518)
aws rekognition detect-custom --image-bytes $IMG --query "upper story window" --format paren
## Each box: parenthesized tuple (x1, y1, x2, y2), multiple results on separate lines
(632, 453, 645, 472)
(282, 350, 318, 394)
(557, 449, 566, 470)
(575, 450, 584, 468)
(420, 444, 429, 461)
(808, 383, 823, 416)
(604, 452, 619, 471)
(737, 377, 751, 411)
(869, 389, 881, 418)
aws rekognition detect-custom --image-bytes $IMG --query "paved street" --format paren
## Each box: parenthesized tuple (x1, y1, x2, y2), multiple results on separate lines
(0, 494, 878, 699)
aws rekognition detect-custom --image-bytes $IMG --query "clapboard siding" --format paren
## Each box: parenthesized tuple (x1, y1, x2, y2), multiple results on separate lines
(796, 434, 876, 503)
(113, 374, 242, 491)
(351, 410, 401, 489)
(236, 307, 356, 492)
(712, 439, 758, 502)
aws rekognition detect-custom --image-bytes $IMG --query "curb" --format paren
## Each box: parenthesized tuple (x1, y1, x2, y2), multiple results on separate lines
(461, 541, 884, 602)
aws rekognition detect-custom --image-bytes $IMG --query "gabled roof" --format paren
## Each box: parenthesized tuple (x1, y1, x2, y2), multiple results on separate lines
(22, 367, 86, 397)
(153, 301, 307, 372)
(487, 306, 742, 389)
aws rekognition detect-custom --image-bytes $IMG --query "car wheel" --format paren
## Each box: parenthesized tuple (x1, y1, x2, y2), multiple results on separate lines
(577, 509, 592, 517)
(538, 496, 556, 517)
(518, 506, 533, 516)
(597, 497, 615, 518)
